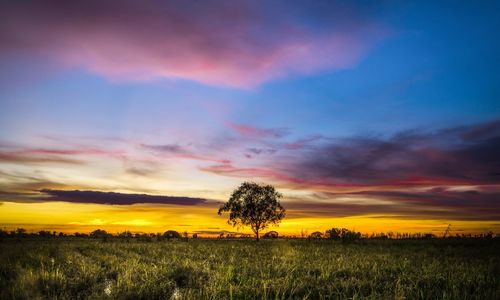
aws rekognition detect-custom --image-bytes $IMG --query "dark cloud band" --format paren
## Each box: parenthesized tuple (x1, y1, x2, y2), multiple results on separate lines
(39, 189, 206, 205)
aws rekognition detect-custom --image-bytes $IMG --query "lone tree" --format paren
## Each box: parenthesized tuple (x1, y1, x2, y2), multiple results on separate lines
(218, 182, 286, 241)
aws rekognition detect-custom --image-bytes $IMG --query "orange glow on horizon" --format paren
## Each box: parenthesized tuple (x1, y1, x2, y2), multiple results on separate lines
(1, 201, 497, 236)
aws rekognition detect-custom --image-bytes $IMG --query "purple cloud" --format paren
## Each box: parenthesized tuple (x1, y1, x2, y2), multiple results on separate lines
(40, 189, 207, 205)
(203, 119, 500, 188)
(285, 187, 500, 220)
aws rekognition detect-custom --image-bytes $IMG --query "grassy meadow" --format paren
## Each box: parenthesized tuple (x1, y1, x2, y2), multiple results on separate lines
(0, 238, 499, 299)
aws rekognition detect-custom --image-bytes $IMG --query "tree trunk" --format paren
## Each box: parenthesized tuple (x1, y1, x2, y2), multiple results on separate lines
(256, 229, 259, 241)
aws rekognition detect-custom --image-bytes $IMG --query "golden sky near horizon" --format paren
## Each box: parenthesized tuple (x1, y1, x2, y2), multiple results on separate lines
(1, 201, 498, 236)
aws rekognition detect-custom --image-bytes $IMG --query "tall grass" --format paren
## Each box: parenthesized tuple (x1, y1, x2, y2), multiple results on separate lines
(0, 238, 498, 299)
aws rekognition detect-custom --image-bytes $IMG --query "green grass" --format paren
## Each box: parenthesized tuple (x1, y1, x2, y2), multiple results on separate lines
(0, 238, 498, 299)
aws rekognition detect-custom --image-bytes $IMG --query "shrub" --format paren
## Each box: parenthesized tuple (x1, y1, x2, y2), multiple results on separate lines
(90, 229, 109, 240)
(163, 230, 181, 239)
(309, 231, 323, 239)
(263, 231, 279, 239)
(326, 228, 361, 242)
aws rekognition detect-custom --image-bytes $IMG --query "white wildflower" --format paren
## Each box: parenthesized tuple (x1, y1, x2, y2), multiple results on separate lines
(104, 280, 112, 296)
(170, 288, 182, 300)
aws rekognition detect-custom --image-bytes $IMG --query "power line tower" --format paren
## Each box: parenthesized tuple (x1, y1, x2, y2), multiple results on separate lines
(443, 224, 451, 238)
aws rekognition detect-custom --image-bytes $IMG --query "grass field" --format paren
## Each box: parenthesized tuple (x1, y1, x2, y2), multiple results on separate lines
(0, 238, 498, 299)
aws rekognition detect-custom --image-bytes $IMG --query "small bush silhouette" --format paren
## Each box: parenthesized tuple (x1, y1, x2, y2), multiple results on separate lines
(326, 228, 361, 242)
(90, 229, 109, 240)
(309, 231, 323, 239)
(163, 230, 181, 239)
(263, 231, 279, 239)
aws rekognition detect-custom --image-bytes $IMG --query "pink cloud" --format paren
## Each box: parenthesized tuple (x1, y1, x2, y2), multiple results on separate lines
(0, 146, 128, 167)
(226, 122, 289, 138)
(0, 1, 387, 88)
(18, 148, 124, 157)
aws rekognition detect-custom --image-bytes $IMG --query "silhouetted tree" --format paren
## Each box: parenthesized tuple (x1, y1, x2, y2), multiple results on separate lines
(326, 228, 341, 240)
(218, 182, 285, 241)
(341, 228, 361, 242)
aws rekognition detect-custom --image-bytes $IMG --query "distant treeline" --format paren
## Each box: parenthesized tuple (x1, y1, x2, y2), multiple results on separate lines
(1, 228, 497, 241)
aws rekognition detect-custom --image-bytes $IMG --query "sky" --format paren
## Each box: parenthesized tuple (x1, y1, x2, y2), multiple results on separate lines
(1, 0, 499, 236)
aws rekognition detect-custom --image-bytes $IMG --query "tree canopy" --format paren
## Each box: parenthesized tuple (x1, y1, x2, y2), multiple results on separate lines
(218, 182, 285, 241)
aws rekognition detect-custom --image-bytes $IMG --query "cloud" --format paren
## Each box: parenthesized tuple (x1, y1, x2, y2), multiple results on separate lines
(285, 187, 500, 221)
(141, 143, 230, 163)
(203, 119, 500, 188)
(227, 122, 289, 139)
(0, 151, 83, 165)
(0, 190, 41, 202)
(125, 167, 157, 177)
(142, 144, 185, 154)
(39, 189, 207, 205)
(0, 143, 126, 165)
(247, 148, 277, 155)
(18, 148, 124, 156)
(244, 148, 277, 159)
(284, 135, 325, 150)
(461, 119, 500, 141)
(0, 0, 386, 88)
(0, 169, 76, 193)
(293, 122, 500, 187)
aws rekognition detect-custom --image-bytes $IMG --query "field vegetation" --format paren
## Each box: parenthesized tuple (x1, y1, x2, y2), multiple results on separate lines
(0, 234, 498, 299)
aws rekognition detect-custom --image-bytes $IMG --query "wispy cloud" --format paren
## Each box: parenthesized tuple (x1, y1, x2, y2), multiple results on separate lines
(227, 122, 289, 139)
(0, 151, 83, 165)
(0, 144, 125, 165)
(141, 143, 230, 164)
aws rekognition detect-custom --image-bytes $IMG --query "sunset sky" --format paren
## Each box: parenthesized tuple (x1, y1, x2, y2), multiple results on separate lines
(1, 1, 499, 236)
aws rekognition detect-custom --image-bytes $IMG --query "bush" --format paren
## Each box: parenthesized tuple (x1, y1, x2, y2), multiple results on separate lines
(326, 228, 361, 242)
(90, 229, 110, 240)
(263, 231, 279, 239)
(163, 230, 181, 239)
(309, 231, 323, 239)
